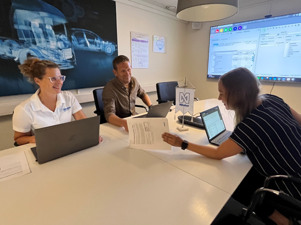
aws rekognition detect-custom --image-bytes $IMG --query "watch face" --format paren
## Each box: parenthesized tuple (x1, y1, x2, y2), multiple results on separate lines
(181, 140, 188, 150)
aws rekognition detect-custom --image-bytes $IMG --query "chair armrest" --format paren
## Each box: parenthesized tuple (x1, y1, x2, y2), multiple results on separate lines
(242, 187, 282, 221)
(243, 186, 301, 222)
(135, 104, 148, 112)
(264, 175, 301, 188)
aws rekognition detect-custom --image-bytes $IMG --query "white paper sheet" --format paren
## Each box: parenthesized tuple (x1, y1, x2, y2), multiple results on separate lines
(127, 118, 171, 150)
(0, 151, 31, 182)
(131, 32, 149, 68)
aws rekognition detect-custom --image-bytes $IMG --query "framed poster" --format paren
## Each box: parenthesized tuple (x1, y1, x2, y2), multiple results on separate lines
(131, 32, 149, 68)
(153, 35, 166, 53)
(0, 0, 118, 97)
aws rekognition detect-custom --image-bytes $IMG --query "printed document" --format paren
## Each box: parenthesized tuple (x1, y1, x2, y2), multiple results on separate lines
(0, 151, 31, 182)
(127, 118, 171, 150)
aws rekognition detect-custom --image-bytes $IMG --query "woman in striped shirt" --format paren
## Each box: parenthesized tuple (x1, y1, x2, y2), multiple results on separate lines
(162, 67, 301, 225)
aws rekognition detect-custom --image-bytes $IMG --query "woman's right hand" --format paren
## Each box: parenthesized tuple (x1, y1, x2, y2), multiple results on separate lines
(162, 132, 183, 147)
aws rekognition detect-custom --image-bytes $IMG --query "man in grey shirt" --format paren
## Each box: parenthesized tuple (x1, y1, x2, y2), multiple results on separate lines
(103, 55, 152, 131)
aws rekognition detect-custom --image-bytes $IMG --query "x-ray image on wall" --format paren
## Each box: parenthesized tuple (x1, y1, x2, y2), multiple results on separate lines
(0, 0, 117, 97)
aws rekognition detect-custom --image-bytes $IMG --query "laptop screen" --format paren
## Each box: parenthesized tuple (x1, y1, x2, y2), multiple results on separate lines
(134, 101, 172, 118)
(201, 106, 226, 140)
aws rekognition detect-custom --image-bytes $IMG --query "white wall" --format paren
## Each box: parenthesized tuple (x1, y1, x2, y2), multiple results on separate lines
(184, 0, 301, 111)
(115, 1, 187, 87)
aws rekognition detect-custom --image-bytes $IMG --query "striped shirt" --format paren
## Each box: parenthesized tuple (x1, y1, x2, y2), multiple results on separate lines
(230, 94, 301, 200)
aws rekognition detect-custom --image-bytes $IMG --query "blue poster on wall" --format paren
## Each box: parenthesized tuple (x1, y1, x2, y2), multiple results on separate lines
(0, 0, 117, 97)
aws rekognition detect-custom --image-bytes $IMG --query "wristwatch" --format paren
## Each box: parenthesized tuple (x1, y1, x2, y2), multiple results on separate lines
(181, 140, 188, 150)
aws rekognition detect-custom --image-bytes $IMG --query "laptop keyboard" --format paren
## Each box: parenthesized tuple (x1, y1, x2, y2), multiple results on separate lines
(178, 115, 204, 129)
(212, 131, 231, 145)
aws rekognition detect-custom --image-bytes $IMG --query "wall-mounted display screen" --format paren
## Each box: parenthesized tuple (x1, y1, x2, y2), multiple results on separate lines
(207, 12, 301, 83)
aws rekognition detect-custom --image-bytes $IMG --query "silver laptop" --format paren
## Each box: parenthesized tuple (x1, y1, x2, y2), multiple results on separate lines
(135, 101, 173, 118)
(201, 106, 232, 146)
(31, 116, 100, 164)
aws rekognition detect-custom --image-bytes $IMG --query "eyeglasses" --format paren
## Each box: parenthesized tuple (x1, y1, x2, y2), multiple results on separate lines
(47, 75, 66, 83)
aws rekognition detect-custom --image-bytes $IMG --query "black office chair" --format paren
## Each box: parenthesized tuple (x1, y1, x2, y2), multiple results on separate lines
(93, 88, 148, 124)
(156, 81, 178, 104)
(93, 88, 107, 124)
(213, 175, 301, 225)
(242, 175, 301, 224)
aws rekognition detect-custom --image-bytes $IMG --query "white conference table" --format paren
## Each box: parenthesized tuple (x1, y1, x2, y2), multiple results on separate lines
(146, 99, 252, 194)
(106, 99, 252, 194)
(0, 99, 252, 225)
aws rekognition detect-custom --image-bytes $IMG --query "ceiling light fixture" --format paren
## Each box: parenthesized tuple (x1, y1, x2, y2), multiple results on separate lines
(176, 0, 238, 22)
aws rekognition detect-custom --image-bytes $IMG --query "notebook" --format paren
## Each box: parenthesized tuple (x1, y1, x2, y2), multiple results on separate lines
(200, 106, 232, 146)
(31, 116, 100, 164)
(135, 101, 173, 118)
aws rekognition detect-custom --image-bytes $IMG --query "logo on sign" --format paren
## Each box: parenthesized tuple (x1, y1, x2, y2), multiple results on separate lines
(179, 92, 190, 106)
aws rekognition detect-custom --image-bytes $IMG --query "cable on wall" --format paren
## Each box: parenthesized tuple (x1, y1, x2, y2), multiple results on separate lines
(270, 82, 276, 94)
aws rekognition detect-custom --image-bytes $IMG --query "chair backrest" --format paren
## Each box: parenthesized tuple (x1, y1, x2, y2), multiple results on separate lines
(156, 81, 178, 104)
(92, 88, 107, 124)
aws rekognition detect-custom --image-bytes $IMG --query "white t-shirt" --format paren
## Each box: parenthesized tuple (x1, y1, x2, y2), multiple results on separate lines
(13, 90, 82, 133)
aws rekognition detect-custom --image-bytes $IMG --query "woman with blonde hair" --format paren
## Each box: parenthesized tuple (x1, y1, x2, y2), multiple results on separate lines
(13, 58, 86, 145)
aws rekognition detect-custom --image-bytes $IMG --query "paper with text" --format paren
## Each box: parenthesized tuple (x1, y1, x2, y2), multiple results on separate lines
(127, 118, 171, 150)
(0, 151, 31, 182)
(131, 32, 149, 68)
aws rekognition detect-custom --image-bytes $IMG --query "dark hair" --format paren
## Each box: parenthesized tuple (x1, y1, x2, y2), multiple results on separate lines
(112, 55, 129, 70)
(219, 67, 261, 124)
(18, 58, 59, 83)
